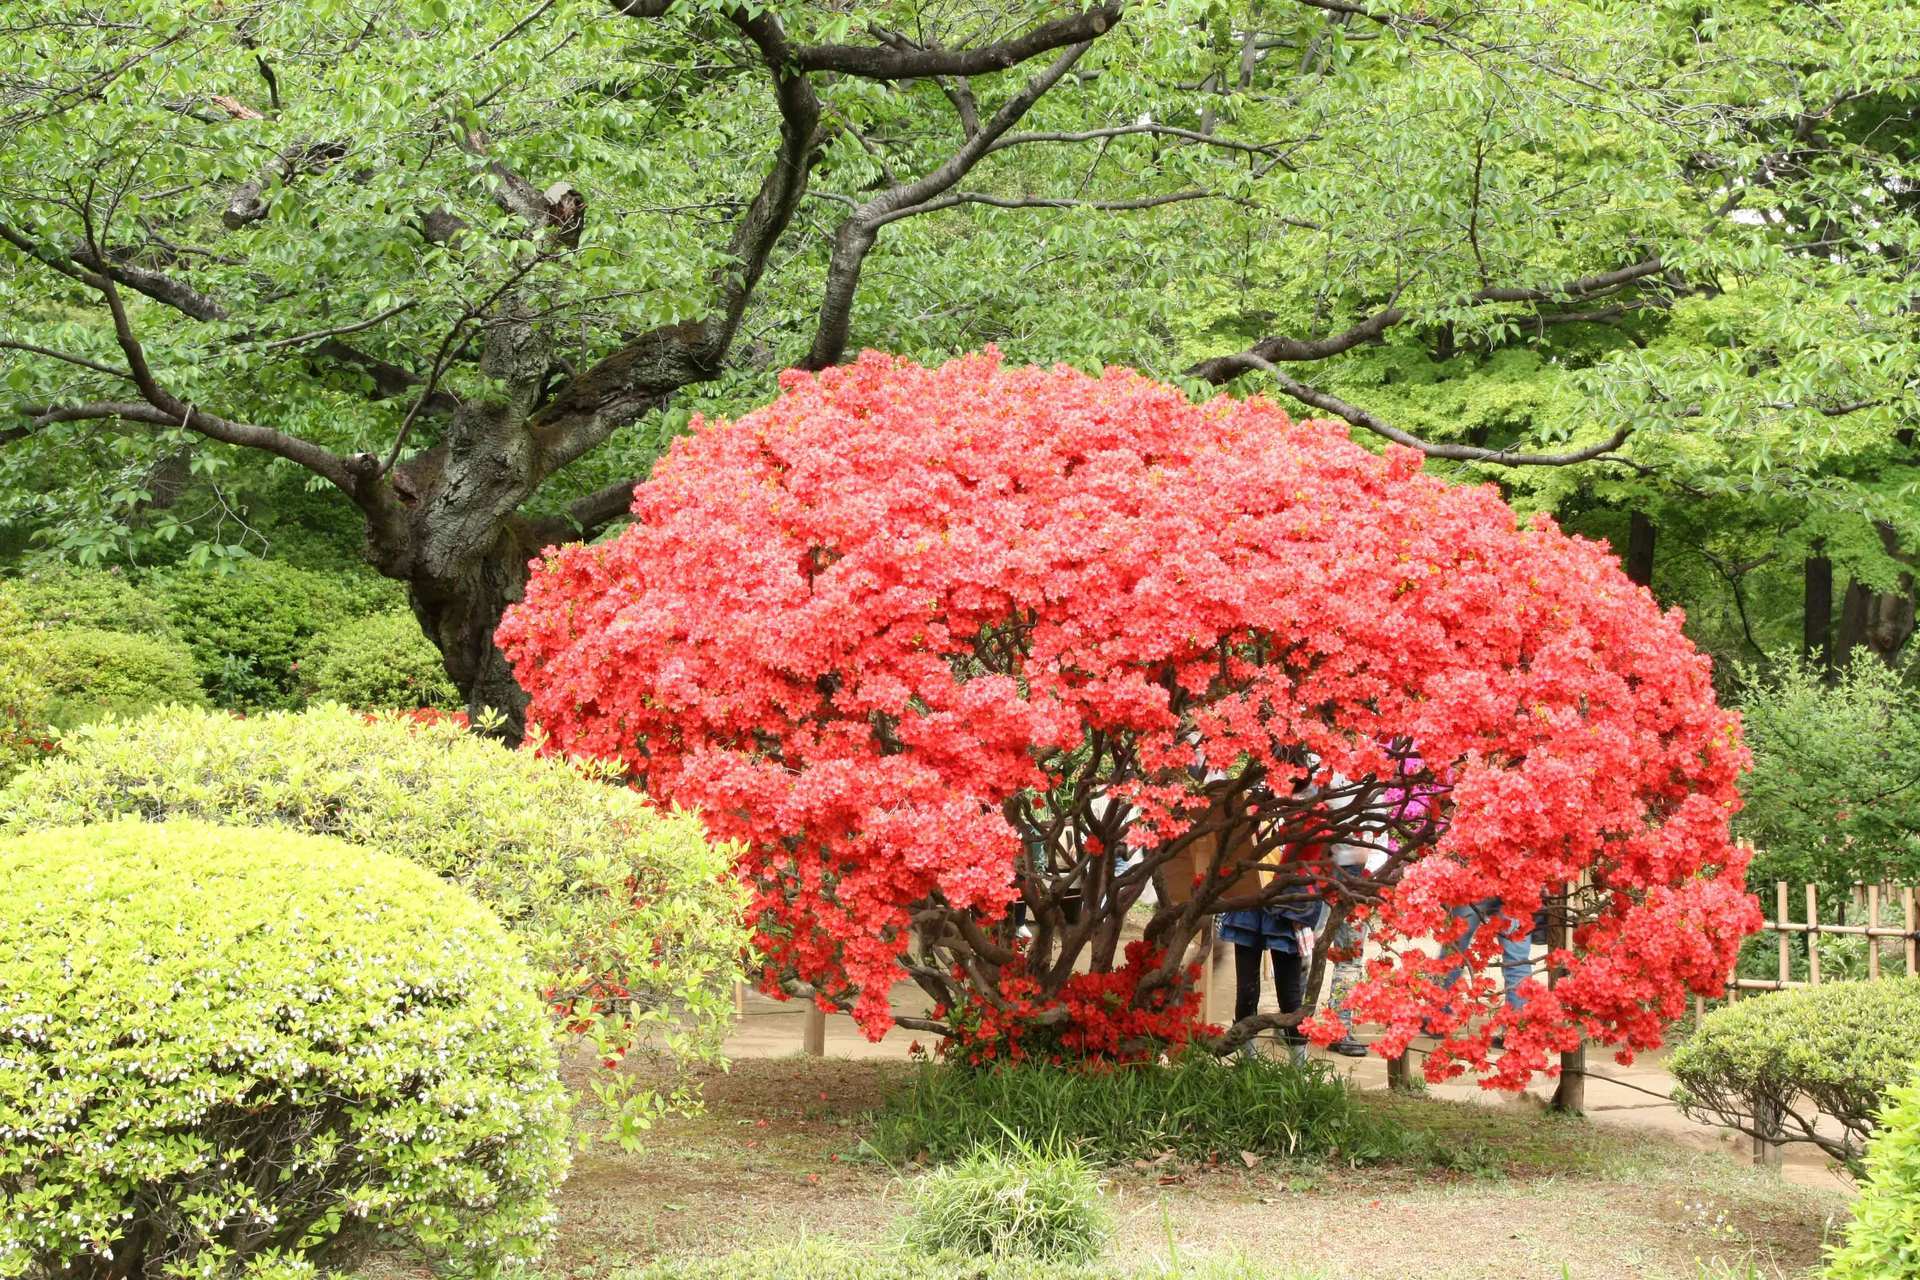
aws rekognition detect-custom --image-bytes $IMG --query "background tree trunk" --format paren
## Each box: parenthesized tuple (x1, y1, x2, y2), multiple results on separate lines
(1625, 511, 1655, 588)
(1803, 546, 1832, 674)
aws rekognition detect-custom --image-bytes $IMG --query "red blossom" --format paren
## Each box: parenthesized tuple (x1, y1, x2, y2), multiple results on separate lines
(499, 350, 1759, 1086)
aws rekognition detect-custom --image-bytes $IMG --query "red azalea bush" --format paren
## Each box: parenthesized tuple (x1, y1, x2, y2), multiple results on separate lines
(499, 350, 1760, 1087)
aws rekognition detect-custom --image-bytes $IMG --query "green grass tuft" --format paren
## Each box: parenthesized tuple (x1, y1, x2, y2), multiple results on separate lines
(899, 1140, 1111, 1264)
(865, 1052, 1420, 1168)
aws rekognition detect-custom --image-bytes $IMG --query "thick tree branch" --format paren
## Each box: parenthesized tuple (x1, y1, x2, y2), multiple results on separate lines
(796, 5, 1125, 79)
(1234, 353, 1632, 467)
(536, 6, 822, 471)
(16, 396, 361, 487)
(224, 139, 347, 229)
(561, 474, 645, 536)
(805, 38, 1103, 369)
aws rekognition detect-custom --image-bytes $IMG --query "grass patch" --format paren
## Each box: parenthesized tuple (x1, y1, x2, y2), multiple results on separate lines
(865, 1053, 1421, 1168)
(900, 1141, 1111, 1263)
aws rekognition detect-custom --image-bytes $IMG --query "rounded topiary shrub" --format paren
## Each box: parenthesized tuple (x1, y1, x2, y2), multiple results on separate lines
(18, 625, 205, 729)
(2, 704, 748, 1141)
(1826, 1070, 1920, 1278)
(299, 610, 458, 710)
(150, 560, 374, 709)
(1671, 978, 1920, 1175)
(0, 564, 177, 641)
(0, 819, 570, 1280)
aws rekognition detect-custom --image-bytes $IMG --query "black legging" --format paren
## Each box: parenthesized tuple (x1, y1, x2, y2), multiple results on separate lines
(1234, 943, 1305, 1040)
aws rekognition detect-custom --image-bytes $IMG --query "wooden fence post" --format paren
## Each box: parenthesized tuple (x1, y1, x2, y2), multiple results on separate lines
(1870, 886, 1882, 980)
(1776, 882, 1789, 989)
(803, 1003, 826, 1056)
(1806, 884, 1820, 986)
(1908, 888, 1917, 977)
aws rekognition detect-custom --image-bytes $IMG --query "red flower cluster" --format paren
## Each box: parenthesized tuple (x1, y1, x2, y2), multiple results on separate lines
(936, 942, 1210, 1065)
(499, 350, 1758, 1086)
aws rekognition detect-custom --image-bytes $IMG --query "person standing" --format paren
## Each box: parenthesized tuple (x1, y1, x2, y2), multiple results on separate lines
(1219, 896, 1317, 1063)
(1440, 898, 1538, 1048)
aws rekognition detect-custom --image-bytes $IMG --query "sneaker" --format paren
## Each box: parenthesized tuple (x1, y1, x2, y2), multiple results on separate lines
(1328, 1036, 1368, 1058)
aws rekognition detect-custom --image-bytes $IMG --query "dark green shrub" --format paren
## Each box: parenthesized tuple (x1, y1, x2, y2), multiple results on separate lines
(300, 609, 458, 710)
(2, 703, 747, 1143)
(0, 819, 570, 1279)
(18, 626, 204, 728)
(1671, 979, 1920, 1175)
(866, 1053, 1414, 1168)
(0, 564, 176, 640)
(902, 1143, 1110, 1264)
(1825, 1070, 1920, 1278)
(150, 559, 376, 708)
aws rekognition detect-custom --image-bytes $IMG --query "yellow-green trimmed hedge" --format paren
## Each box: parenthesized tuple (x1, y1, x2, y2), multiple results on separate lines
(2, 704, 748, 1143)
(0, 819, 570, 1279)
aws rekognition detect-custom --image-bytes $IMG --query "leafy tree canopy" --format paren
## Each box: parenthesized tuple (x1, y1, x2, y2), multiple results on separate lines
(1, 0, 1915, 710)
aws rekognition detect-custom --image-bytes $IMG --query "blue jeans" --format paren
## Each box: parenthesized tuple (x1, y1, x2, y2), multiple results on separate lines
(1442, 898, 1533, 1010)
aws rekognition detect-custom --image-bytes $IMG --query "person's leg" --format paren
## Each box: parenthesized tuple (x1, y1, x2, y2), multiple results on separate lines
(1440, 898, 1496, 991)
(1233, 942, 1262, 1024)
(1273, 949, 1304, 1029)
(1272, 948, 1307, 1062)
(1327, 919, 1369, 1054)
(1499, 910, 1534, 1010)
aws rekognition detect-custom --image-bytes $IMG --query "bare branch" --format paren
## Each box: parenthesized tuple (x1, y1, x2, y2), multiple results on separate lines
(251, 301, 418, 351)
(938, 76, 981, 138)
(991, 123, 1299, 156)
(0, 339, 134, 381)
(871, 188, 1225, 227)
(16, 396, 360, 486)
(1235, 353, 1632, 467)
(1186, 256, 1665, 382)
